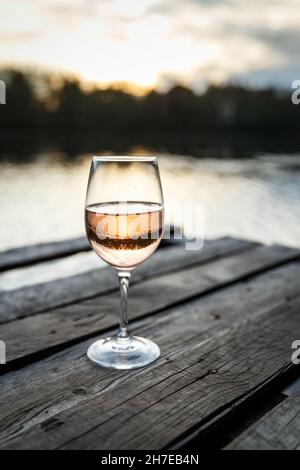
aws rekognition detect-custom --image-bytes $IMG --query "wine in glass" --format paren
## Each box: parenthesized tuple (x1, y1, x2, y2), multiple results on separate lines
(85, 156, 164, 369)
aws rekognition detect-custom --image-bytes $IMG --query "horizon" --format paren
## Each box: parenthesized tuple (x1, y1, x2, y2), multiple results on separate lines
(2, 67, 294, 97)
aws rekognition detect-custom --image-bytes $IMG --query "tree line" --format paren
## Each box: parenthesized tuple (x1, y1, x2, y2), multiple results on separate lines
(0, 69, 299, 130)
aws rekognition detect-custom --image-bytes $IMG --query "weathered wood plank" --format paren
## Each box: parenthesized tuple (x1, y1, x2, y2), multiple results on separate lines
(0, 226, 181, 272)
(0, 237, 90, 272)
(0, 237, 255, 323)
(227, 391, 300, 450)
(0, 260, 299, 448)
(1, 243, 298, 364)
(2, 295, 299, 450)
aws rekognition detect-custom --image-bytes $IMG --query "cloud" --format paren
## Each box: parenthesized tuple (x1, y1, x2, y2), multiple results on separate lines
(48, 4, 95, 17)
(0, 32, 42, 43)
(232, 63, 300, 89)
(0, 0, 298, 90)
(247, 28, 300, 58)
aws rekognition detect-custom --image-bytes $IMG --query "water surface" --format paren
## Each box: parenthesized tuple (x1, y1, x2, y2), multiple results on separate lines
(1, 149, 300, 251)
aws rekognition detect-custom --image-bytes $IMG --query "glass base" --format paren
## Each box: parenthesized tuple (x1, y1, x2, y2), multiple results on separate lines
(87, 335, 160, 370)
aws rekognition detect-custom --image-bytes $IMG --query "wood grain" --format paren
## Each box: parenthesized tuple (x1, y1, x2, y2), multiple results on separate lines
(0, 259, 299, 449)
(1, 243, 297, 364)
(0, 237, 89, 272)
(0, 237, 255, 322)
(227, 391, 300, 450)
(2, 299, 299, 450)
(0, 226, 185, 273)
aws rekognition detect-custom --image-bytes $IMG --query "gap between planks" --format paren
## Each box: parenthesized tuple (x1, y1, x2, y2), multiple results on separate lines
(0, 227, 181, 272)
(1, 298, 300, 450)
(0, 257, 300, 449)
(1, 242, 299, 369)
(226, 386, 300, 450)
(0, 237, 257, 323)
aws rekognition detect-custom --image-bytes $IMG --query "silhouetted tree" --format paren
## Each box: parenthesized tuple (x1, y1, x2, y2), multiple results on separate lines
(0, 69, 299, 132)
(0, 70, 44, 128)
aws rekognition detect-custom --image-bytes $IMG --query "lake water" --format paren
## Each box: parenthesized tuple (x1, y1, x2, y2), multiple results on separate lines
(1, 142, 300, 252)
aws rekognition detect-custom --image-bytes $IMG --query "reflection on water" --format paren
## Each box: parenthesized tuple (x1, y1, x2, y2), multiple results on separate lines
(1, 131, 300, 250)
(163, 155, 300, 247)
(2, 129, 300, 162)
(1, 147, 300, 251)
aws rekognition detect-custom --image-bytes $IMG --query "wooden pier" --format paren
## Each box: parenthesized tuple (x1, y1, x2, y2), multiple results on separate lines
(0, 236, 299, 450)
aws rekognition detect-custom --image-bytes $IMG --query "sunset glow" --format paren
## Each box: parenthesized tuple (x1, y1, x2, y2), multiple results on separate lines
(0, 0, 299, 91)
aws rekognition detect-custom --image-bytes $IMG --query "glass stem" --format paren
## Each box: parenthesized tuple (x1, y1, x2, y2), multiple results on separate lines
(117, 271, 131, 339)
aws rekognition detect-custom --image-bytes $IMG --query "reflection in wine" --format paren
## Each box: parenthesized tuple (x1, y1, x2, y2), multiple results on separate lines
(86, 201, 163, 270)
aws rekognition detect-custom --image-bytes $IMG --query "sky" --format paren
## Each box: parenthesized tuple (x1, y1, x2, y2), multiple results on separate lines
(0, 0, 299, 92)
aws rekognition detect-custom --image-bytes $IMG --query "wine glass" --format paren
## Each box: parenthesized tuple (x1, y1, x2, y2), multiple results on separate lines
(85, 156, 164, 369)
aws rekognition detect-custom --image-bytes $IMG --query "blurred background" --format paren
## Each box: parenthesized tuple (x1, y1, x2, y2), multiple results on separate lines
(1, 0, 300, 251)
